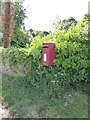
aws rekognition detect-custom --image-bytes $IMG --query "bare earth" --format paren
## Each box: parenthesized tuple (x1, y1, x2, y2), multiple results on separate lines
(0, 100, 10, 119)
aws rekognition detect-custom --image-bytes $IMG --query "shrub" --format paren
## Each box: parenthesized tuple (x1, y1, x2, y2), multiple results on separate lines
(11, 30, 30, 48)
(1, 15, 88, 97)
(10, 0, 30, 48)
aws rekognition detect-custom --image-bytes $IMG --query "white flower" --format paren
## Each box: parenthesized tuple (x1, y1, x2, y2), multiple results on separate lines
(64, 102, 68, 107)
(54, 74, 57, 77)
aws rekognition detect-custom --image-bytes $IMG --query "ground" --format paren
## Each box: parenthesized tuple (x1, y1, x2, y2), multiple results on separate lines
(0, 65, 24, 119)
(0, 65, 88, 118)
(0, 99, 10, 118)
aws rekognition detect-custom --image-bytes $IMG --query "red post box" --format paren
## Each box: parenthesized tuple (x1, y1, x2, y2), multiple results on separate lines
(42, 42, 56, 66)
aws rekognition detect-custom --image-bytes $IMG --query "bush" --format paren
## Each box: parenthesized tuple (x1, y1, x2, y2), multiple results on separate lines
(11, 30, 31, 48)
(1, 15, 88, 97)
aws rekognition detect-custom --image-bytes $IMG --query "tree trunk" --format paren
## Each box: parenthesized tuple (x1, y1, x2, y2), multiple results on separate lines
(2, 0, 15, 48)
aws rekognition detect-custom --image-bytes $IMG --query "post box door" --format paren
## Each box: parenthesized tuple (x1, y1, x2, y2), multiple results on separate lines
(49, 44, 56, 65)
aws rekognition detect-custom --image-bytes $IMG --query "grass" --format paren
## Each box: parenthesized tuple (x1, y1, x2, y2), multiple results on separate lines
(2, 73, 88, 118)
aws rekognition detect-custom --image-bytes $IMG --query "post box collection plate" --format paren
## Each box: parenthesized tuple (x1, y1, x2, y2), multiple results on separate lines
(44, 52, 47, 62)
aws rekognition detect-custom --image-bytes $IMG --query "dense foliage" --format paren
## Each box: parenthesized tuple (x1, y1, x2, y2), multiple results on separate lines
(1, 14, 88, 97)
(11, 0, 30, 47)
(53, 16, 77, 31)
(29, 29, 49, 38)
(0, 0, 2, 16)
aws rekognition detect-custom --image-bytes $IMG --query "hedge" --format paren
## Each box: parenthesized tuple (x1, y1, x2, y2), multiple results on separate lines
(1, 15, 88, 97)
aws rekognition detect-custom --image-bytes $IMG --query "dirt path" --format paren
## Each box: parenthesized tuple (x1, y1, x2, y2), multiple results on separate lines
(0, 65, 24, 77)
(0, 100, 10, 119)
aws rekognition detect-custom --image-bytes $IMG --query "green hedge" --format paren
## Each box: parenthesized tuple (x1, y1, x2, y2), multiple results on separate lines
(1, 15, 88, 97)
